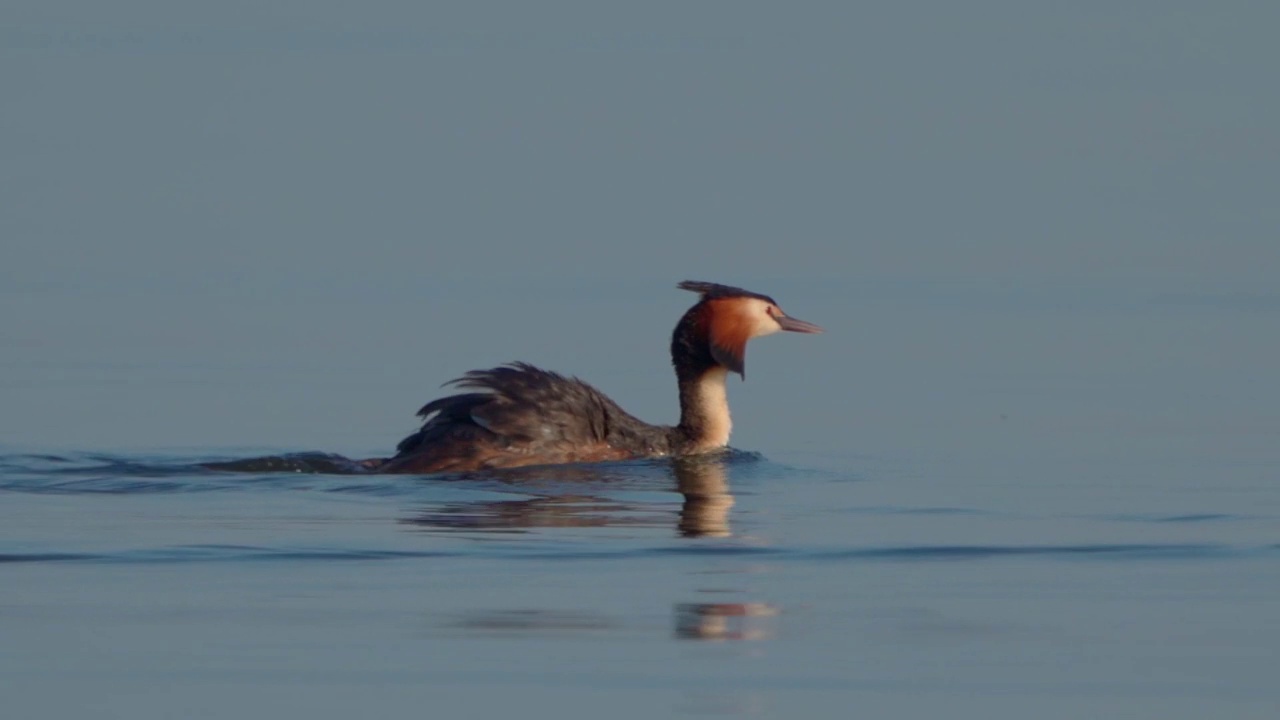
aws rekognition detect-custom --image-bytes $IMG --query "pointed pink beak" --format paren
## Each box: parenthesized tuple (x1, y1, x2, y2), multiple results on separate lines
(776, 314, 823, 334)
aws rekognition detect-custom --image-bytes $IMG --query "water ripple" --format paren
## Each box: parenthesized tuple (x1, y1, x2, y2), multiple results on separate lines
(0, 451, 758, 497)
(2, 542, 1271, 566)
(0, 545, 456, 564)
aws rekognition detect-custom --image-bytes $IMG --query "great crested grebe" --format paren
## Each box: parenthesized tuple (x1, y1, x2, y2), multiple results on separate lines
(374, 281, 821, 474)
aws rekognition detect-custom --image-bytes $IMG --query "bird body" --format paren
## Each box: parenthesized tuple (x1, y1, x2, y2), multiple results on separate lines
(375, 281, 820, 474)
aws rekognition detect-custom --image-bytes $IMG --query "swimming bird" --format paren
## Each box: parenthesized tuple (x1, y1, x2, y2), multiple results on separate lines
(374, 281, 821, 474)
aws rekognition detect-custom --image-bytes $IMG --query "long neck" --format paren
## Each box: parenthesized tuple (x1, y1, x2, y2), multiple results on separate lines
(670, 305, 733, 452)
(676, 366, 732, 451)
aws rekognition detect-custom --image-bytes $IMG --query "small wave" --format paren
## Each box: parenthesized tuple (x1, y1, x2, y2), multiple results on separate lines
(0, 544, 457, 564)
(1, 541, 1271, 566)
(837, 505, 992, 517)
(820, 543, 1243, 561)
(1151, 513, 1249, 523)
(0, 552, 97, 563)
(0, 449, 764, 497)
(1105, 512, 1260, 524)
(530, 542, 1270, 563)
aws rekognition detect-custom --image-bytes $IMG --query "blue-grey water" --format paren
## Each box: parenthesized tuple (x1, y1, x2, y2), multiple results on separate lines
(4, 3, 1280, 718)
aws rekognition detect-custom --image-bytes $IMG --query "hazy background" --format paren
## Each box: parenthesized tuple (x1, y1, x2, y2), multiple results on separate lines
(3, 1, 1277, 471)
(4, 5, 1280, 719)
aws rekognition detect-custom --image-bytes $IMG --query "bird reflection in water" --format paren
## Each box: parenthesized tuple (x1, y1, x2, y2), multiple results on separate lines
(409, 454, 781, 644)
(672, 455, 733, 538)
(674, 602, 779, 641)
(400, 454, 737, 537)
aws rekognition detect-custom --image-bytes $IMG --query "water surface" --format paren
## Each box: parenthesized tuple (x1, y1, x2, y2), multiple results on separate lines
(4, 3, 1280, 718)
(3, 434, 1277, 719)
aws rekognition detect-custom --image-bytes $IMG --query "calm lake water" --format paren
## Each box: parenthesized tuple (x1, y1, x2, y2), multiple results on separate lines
(3, 279, 1278, 719)
(5, 4, 1280, 717)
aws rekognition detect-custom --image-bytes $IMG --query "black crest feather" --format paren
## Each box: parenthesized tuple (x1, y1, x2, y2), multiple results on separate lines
(677, 280, 776, 305)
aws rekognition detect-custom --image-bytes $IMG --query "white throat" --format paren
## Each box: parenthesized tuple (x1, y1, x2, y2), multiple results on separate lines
(688, 366, 732, 450)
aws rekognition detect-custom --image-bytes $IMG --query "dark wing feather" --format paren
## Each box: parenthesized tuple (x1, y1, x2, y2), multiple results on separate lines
(396, 393, 490, 455)
(443, 363, 608, 442)
(390, 363, 661, 468)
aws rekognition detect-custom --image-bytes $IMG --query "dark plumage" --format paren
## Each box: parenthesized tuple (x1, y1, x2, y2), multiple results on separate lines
(383, 363, 669, 473)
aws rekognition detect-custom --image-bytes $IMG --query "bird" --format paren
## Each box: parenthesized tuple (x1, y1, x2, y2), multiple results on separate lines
(372, 281, 821, 474)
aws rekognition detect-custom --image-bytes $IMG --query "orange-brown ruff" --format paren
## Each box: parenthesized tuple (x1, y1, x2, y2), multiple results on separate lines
(375, 281, 822, 474)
